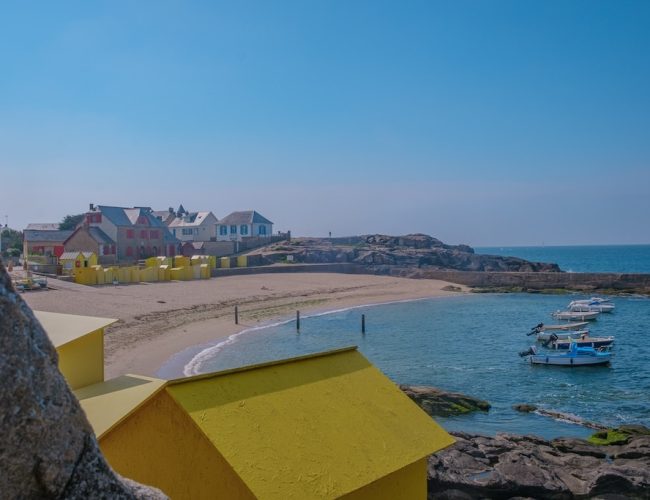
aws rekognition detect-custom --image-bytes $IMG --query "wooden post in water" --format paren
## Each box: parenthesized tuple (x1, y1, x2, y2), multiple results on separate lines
(361, 314, 366, 334)
(235, 305, 239, 325)
(296, 310, 301, 331)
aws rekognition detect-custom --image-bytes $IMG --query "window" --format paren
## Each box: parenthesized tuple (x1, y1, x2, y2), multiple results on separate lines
(219, 225, 228, 236)
(230, 225, 237, 234)
(126, 229, 134, 239)
(103, 245, 110, 255)
(182, 228, 193, 236)
(258, 225, 267, 235)
(111, 245, 116, 254)
(86, 213, 102, 224)
(126, 246, 133, 257)
(240, 225, 248, 235)
(140, 230, 148, 239)
(150, 230, 159, 239)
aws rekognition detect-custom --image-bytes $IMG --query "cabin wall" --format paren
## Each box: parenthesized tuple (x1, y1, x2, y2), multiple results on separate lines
(57, 328, 104, 390)
(341, 458, 426, 500)
(99, 390, 255, 500)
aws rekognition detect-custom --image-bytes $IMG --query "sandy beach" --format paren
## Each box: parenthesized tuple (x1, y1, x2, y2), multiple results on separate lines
(21, 273, 466, 379)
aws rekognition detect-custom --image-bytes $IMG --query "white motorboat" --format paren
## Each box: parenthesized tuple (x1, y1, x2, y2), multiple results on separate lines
(536, 329, 590, 341)
(530, 322, 589, 332)
(568, 300, 615, 313)
(520, 343, 612, 366)
(549, 335, 615, 350)
(552, 310, 600, 321)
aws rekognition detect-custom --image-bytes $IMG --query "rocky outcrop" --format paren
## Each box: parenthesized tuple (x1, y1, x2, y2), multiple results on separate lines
(400, 384, 491, 416)
(0, 258, 167, 498)
(253, 234, 561, 273)
(428, 431, 650, 499)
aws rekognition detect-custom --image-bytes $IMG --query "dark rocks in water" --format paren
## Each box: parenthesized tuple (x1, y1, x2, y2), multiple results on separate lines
(513, 403, 537, 413)
(400, 384, 491, 417)
(256, 233, 561, 273)
(428, 431, 650, 499)
(0, 258, 167, 499)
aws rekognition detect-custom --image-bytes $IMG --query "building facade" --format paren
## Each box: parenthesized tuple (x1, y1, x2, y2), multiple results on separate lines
(215, 210, 273, 242)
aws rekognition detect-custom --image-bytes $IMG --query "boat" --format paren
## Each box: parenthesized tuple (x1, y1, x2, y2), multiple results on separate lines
(519, 343, 612, 366)
(552, 310, 600, 321)
(536, 329, 590, 341)
(549, 335, 615, 350)
(529, 322, 588, 333)
(568, 300, 615, 313)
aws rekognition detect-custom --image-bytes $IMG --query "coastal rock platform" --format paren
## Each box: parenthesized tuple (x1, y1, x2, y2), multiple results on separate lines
(428, 430, 650, 499)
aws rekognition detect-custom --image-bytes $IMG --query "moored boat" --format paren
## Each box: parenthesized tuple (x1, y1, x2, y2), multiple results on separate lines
(549, 336, 615, 350)
(529, 322, 588, 333)
(568, 300, 615, 313)
(552, 310, 600, 321)
(519, 343, 612, 366)
(536, 329, 590, 341)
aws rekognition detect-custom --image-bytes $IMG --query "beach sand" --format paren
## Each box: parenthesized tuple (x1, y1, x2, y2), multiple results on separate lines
(21, 273, 466, 379)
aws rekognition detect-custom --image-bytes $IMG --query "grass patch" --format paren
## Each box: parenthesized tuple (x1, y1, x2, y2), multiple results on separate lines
(587, 429, 630, 446)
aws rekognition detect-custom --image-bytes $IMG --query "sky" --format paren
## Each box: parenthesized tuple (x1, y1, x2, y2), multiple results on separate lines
(1, 0, 649, 246)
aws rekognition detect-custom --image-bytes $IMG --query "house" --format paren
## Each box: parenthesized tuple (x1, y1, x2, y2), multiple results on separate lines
(83, 204, 179, 262)
(23, 229, 73, 259)
(76, 346, 454, 499)
(152, 208, 176, 226)
(215, 210, 273, 242)
(168, 209, 218, 243)
(63, 226, 117, 265)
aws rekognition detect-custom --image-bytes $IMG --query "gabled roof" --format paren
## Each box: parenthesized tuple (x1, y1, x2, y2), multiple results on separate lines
(24, 229, 73, 242)
(59, 251, 94, 260)
(35, 311, 117, 349)
(96, 206, 133, 227)
(75, 375, 166, 439)
(217, 210, 273, 226)
(25, 223, 60, 231)
(168, 211, 215, 228)
(88, 226, 114, 245)
(166, 347, 454, 499)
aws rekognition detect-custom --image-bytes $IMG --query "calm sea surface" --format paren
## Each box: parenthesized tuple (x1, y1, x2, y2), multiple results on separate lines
(187, 246, 650, 439)
(476, 244, 650, 273)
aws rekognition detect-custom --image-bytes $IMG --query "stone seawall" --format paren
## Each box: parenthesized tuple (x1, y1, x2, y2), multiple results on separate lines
(213, 264, 650, 293)
(392, 269, 650, 292)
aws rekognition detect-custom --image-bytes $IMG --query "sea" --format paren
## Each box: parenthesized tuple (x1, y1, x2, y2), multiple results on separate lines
(183, 245, 650, 439)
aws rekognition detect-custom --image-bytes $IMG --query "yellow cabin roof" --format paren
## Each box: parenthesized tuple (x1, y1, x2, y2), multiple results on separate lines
(75, 374, 166, 438)
(35, 310, 117, 348)
(166, 347, 454, 499)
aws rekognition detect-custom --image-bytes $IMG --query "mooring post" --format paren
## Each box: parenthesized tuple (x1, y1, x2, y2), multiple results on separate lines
(235, 305, 239, 325)
(296, 310, 300, 331)
(361, 314, 366, 334)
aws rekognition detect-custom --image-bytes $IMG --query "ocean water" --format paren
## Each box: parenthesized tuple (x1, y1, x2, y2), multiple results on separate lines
(184, 245, 650, 438)
(187, 293, 650, 439)
(476, 244, 650, 273)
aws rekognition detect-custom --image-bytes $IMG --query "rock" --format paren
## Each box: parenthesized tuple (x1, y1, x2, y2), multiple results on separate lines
(428, 431, 650, 499)
(400, 384, 490, 417)
(252, 233, 561, 273)
(513, 403, 537, 413)
(0, 258, 167, 498)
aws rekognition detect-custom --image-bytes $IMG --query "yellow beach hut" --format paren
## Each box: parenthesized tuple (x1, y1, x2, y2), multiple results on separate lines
(59, 251, 98, 274)
(76, 347, 454, 499)
(35, 311, 116, 390)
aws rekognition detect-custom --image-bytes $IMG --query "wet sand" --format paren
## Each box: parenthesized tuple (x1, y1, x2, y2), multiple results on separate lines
(21, 273, 466, 379)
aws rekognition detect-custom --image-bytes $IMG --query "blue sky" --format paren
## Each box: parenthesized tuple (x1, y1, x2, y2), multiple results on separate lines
(1, 1, 648, 245)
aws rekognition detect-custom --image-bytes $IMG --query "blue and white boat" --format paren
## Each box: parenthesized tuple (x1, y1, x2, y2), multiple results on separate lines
(548, 335, 615, 350)
(568, 299, 615, 313)
(520, 343, 612, 366)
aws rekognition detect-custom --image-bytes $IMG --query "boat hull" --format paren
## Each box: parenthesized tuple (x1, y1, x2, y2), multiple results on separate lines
(552, 310, 600, 321)
(550, 338, 614, 350)
(536, 330, 589, 341)
(529, 355, 611, 366)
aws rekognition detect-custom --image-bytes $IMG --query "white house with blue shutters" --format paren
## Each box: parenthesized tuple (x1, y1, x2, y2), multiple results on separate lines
(215, 210, 273, 242)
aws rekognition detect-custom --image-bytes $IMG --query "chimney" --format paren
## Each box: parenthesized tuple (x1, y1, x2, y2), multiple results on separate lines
(89, 203, 95, 211)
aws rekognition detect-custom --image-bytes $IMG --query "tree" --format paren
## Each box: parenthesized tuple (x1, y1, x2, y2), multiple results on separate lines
(59, 214, 84, 231)
(0, 229, 22, 258)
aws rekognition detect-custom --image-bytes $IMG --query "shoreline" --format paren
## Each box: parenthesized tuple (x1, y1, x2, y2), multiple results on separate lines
(20, 273, 468, 380)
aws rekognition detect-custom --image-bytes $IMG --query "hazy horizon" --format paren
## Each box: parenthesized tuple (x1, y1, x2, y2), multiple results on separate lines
(2, 1, 649, 247)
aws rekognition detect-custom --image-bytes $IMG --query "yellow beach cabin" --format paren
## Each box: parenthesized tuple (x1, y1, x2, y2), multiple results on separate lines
(35, 311, 116, 390)
(75, 347, 454, 499)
